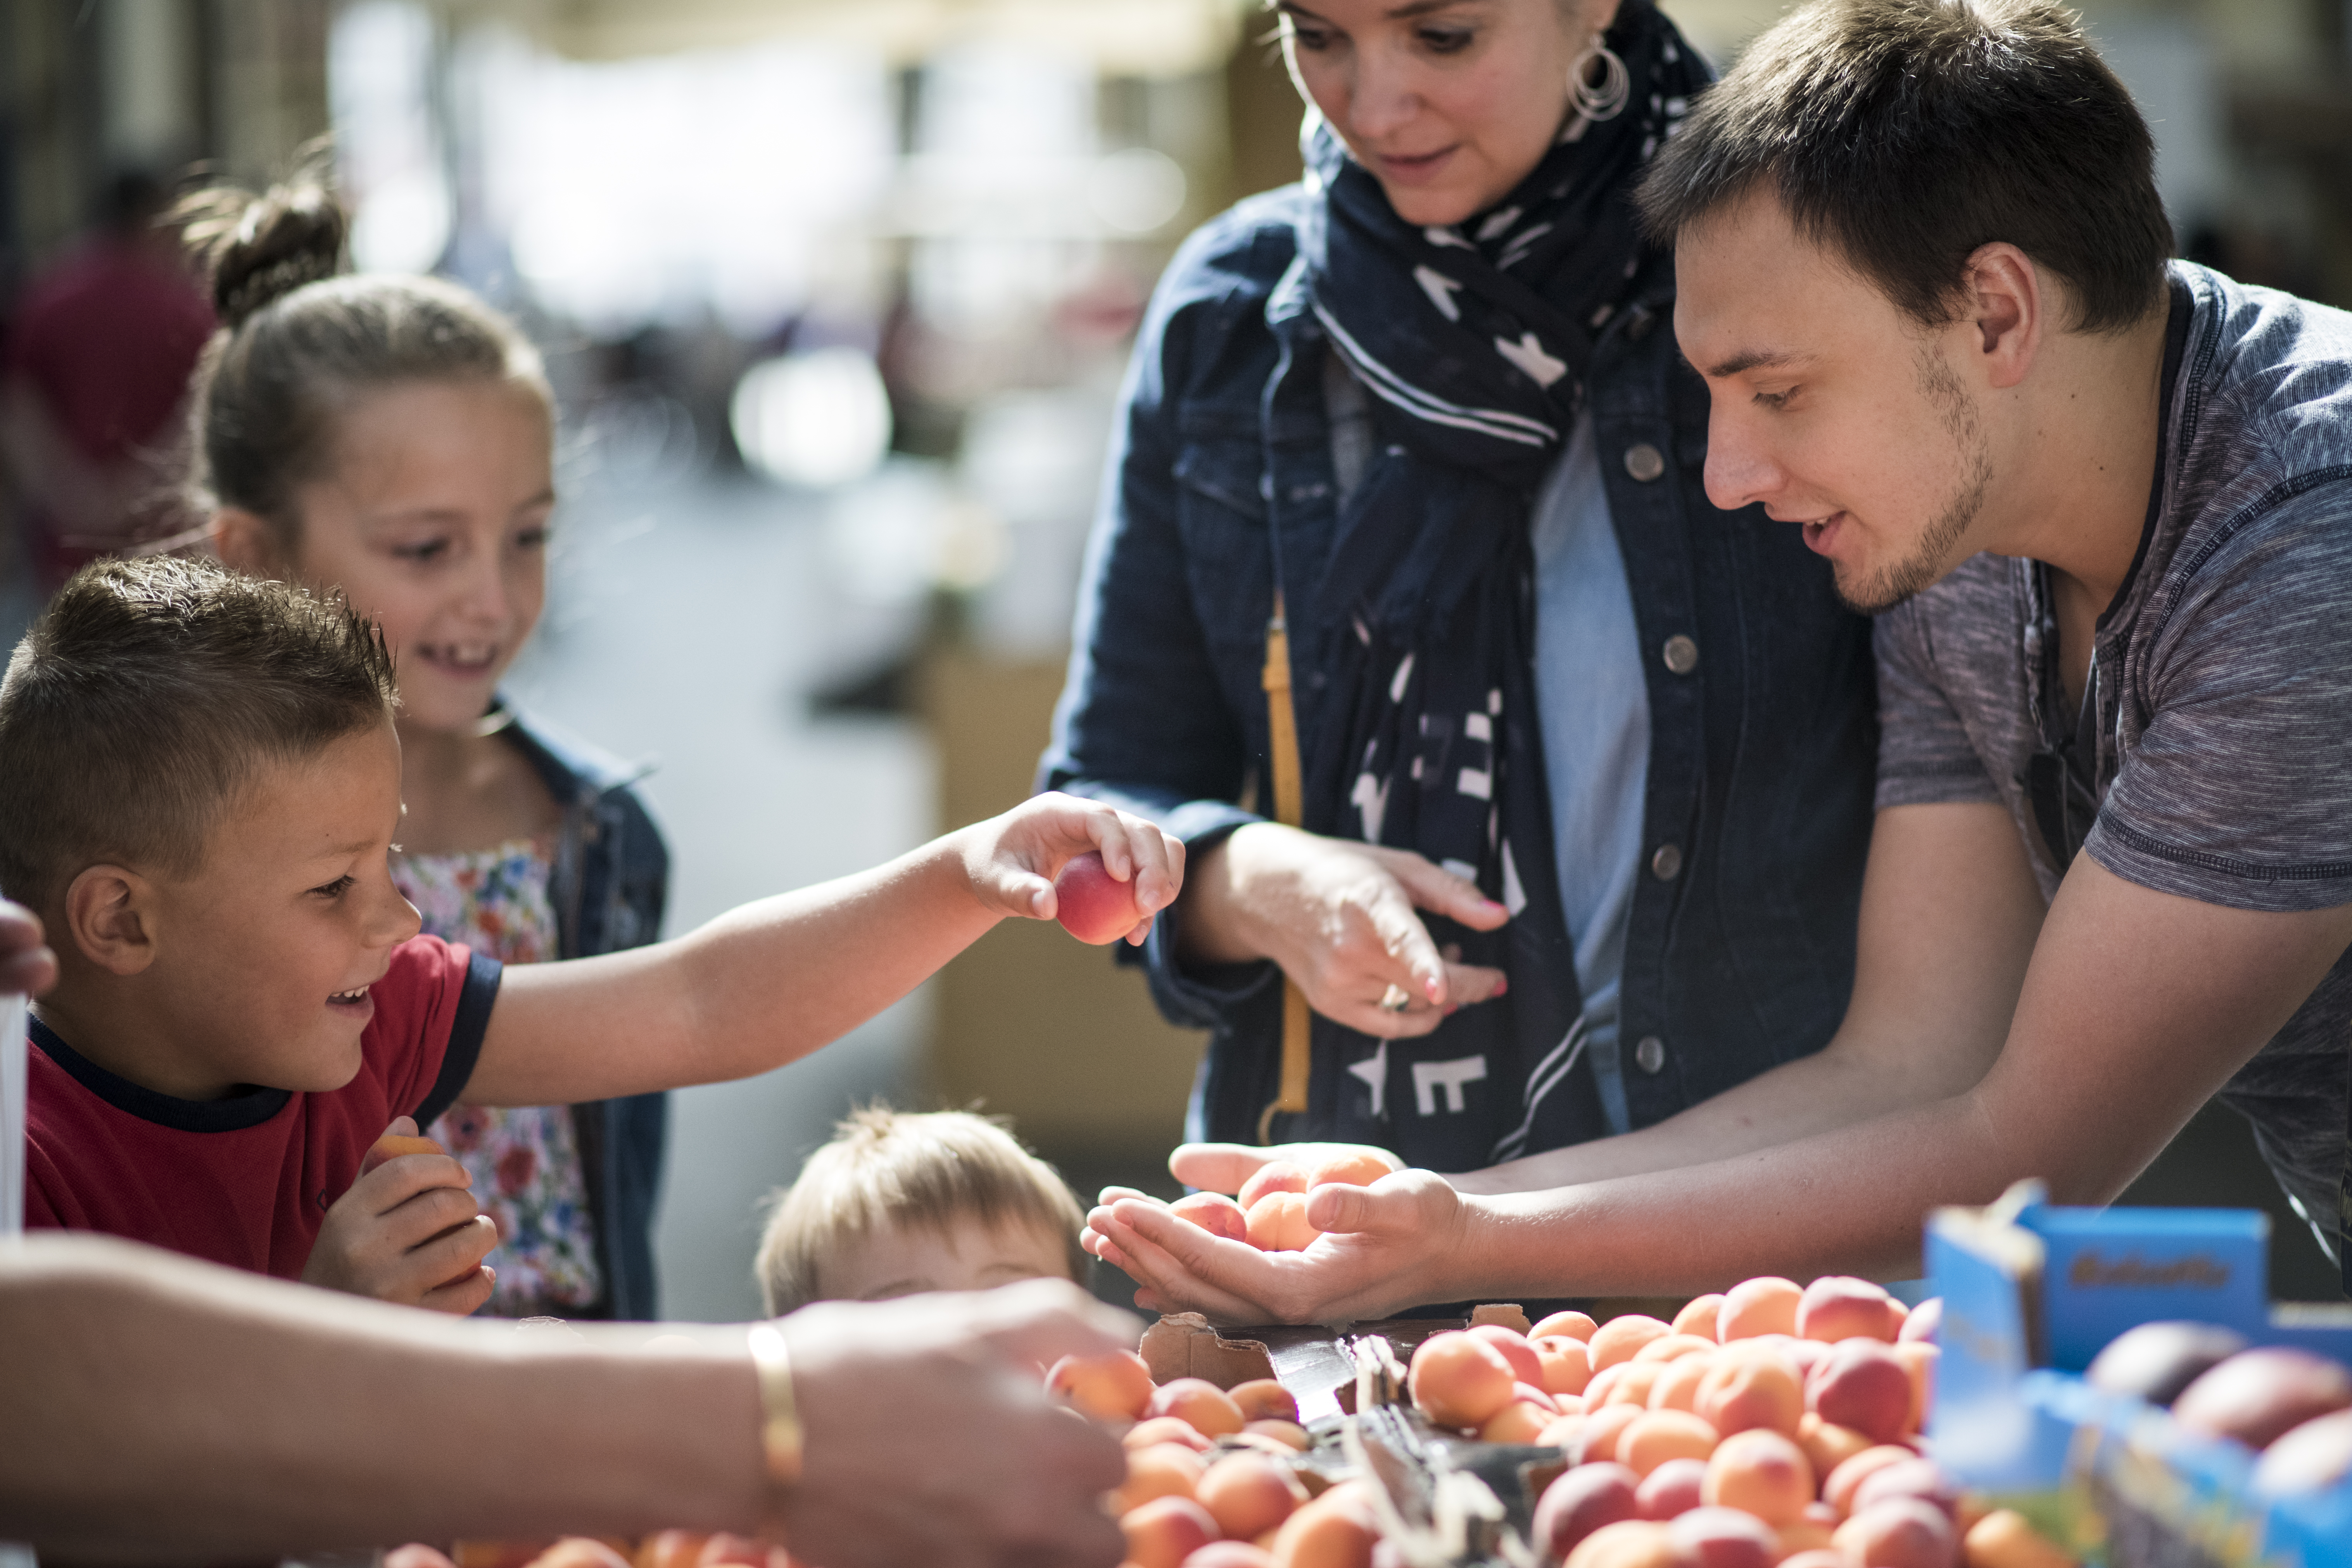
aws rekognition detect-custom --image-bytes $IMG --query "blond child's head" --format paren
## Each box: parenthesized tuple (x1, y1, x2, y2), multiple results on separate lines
(756, 1107, 1088, 1315)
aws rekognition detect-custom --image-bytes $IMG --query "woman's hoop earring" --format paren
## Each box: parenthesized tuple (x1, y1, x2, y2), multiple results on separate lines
(1569, 37, 1630, 122)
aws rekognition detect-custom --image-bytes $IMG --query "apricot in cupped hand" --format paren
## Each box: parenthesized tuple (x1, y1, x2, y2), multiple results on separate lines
(1245, 1191, 1321, 1253)
(1305, 1151, 1395, 1188)
(363, 1131, 446, 1176)
(1238, 1161, 1309, 1209)
(1171, 1192, 1251, 1244)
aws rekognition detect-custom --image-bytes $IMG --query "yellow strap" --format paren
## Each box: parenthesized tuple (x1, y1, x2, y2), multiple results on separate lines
(1257, 594, 1311, 1144)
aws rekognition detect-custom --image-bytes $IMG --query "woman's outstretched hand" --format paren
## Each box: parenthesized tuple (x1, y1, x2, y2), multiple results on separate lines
(1178, 822, 1509, 1037)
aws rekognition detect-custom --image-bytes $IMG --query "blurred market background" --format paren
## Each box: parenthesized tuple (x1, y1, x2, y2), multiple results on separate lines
(3, 0, 2345, 1317)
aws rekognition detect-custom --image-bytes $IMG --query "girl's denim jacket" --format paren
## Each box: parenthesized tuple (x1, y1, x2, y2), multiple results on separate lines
(1041, 187, 1880, 1148)
(502, 705, 670, 1319)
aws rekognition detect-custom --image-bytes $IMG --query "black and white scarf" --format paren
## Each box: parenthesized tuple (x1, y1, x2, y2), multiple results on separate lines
(1273, 1, 1706, 1171)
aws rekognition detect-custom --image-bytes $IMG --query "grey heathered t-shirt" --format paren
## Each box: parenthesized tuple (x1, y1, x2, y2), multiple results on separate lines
(1875, 263, 2352, 1262)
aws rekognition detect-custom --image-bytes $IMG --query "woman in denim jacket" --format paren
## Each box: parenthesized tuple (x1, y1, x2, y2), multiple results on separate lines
(1043, 0, 1875, 1177)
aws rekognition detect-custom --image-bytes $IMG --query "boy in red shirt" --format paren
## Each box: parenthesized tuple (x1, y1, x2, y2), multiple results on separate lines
(0, 556, 1181, 1314)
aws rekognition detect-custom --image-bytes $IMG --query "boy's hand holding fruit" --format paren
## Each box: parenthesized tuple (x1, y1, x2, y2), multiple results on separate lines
(300, 1117, 497, 1315)
(951, 793, 1183, 947)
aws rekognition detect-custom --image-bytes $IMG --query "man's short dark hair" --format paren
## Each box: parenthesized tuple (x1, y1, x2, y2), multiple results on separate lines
(0, 556, 397, 910)
(1636, 0, 2172, 333)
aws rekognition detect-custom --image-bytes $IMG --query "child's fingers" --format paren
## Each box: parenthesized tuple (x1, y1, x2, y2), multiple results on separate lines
(377, 1184, 490, 1253)
(408, 1211, 499, 1285)
(418, 1260, 497, 1317)
(352, 1150, 475, 1216)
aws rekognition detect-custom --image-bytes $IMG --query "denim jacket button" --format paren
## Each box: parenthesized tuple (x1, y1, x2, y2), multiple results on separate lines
(1651, 843, 1684, 881)
(1634, 1035, 1668, 1074)
(1624, 442, 1666, 482)
(1662, 634, 1699, 675)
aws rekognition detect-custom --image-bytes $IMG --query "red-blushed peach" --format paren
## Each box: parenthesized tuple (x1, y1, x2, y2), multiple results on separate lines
(1717, 1279, 1802, 1342)
(1269, 1484, 1380, 1568)
(1245, 1191, 1321, 1253)
(1960, 1509, 2079, 1568)
(1648, 1353, 1714, 1414)
(1666, 1506, 1779, 1568)
(1822, 1446, 1920, 1519)
(1796, 1277, 1903, 1344)
(1409, 1331, 1518, 1430)
(1580, 1402, 1647, 1464)
(1853, 1458, 1962, 1520)
(1050, 1348, 1156, 1422)
(1635, 1457, 1708, 1521)
(1245, 1418, 1316, 1452)
(1230, 1378, 1300, 1423)
(1305, 1151, 1395, 1188)
(1483, 1399, 1563, 1445)
(1125, 1496, 1223, 1568)
(1128, 1415, 1215, 1452)
(1620, 1409, 1722, 1476)
(1590, 1316, 1675, 1371)
(2083, 1321, 2248, 1409)
(1602, 1363, 1666, 1409)
(2172, 1347, 2352, 1450)
(1699, 1429, 1815, 1526)
(1893, 1342, 1939, 1435)
(1184, 1545, 1280, 1568)
(1238, 1161, 1310, 1209)
(1673, 1295, 1727, 1343)
(1832, 1499, 1958, 1568)
(1173, 1192, 1252, 1245)
(1806, 1339, 1915, 1445)
(1537, 1336, 1596, 1398)
(1198, 1452, 1309, 1540)
(1534, 1463, 1644, 1560)
(1795, 1411, 1875, 1478)
(1150, 1378, 1250, 1438)
(1533, 1310, 1602, 1343)
(1117, 1442, 1209, 1513)
(1562, 1520, 1677, 1568)
(1054, 851, 1147, 944)
(2254, 1408, 2352, 1495)
(1468, 1324, 1545, 1385)
(1696, 1350, 1803, 1439)
(633, 1533, 706, 1568)
(1636, 1334, 1721, 1366)
(1899, 1298, 1942, 1346)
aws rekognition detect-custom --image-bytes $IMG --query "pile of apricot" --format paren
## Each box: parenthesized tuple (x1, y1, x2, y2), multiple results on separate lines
(1167, 1152, 1399, 1254)
(1405, 1276, 2074, 1568)
(1047, 1347, 1380, 1568)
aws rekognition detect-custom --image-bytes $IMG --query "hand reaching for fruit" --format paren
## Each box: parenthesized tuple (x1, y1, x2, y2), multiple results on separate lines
(950, 792, 1183, 947)
(299, 1117, 499, 1314)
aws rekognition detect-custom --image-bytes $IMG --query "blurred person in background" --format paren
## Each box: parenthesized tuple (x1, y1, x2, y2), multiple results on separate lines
(1044, 0, 1875, 1190)
(195, 165, 672, 1321)
(1, 169, 214, 590)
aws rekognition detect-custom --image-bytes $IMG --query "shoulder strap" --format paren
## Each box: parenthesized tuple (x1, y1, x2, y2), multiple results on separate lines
(1257, 595, 1313, 1143)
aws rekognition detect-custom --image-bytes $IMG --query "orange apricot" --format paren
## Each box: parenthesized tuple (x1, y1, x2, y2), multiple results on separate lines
(1717, 1278, 1803, 1342)
(523, 1544, 631, 1568)
(1672, 1294, 1726, 1342)
(1171, 1192, 1251, 1244)
(1532, 1309, 1601, 1342)
(1796, 1277, 1903, 1344)
(1536, 1335, 1594, 1397)
(1049, 1348, 1155, 1422)
(634, 1536, 708, 1568)
(1775, 1519, 1837, 1560)
(1536, 1413, 1589, 1453)
(1198, 1452, 1308, 1540)
(1562, 1520, 1677, 1568)
(1823, 1445, 1920, 1519)
(1238, 1160, 1309, 1209)
(1116, 1442, 1208, 1513)
(1128, 1416, 1214, 1452)
(1894, 1342, 1939, 1436)
(1230, 1378, 1299, 1424)
(1304, 1151, 1395, 1188)
(1619, 1409, 1722, 1476)
(1963, 1509, 2078, 1568)
(1696, 1348, 1804, 1438)
(1701, 1428, 1816, 1526)
(1601, 1361, 1665, 1407)
(1245, 1191, 1321, 1253)
(1634, 1333, 1721, 1365)
(1149, 1378, 1249, 1438)
(1243, 1418, 1314, 1452)
(1807, 1339, 1915, 1445)
(1482, 1398, 1562, 1445)
(364, 1131, 446, 1176)
(1580, 1400, 1647, 1464)
(1408, 1331, 1518, 1430)
(1269, 1485, 1380, 1568)
(1646, 1352, 1715, 1414)
(1124, 1496, 1222, 1568)
(1796, 1411, 1876, 1476)
(454, 1545, 554, 1568)
(1467, 1323, 1544, 1385)
(1589, 1315, 1675, 1371)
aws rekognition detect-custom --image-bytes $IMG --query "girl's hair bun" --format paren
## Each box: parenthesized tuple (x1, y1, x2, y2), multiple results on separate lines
(178, 157, 350, 330)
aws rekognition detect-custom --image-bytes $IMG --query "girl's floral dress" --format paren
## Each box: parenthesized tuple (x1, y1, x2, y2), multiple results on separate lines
(394, 840, 604, 1317)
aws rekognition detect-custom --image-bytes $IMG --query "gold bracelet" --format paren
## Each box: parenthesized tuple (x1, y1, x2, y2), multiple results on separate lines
(746, 1323, 804, 1486)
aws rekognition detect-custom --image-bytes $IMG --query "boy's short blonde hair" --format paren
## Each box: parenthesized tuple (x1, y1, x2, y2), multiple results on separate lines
(756, 1107, 1088, 1314)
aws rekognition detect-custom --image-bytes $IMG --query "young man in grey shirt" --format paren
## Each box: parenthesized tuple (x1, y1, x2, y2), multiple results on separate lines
(1083, 0, 2352, 1321)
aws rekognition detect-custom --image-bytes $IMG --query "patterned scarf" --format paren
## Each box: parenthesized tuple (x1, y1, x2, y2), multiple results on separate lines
(1276, 0, 1706, 1170)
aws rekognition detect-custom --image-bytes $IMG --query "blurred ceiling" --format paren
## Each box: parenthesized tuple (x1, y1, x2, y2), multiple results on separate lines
(442, 0, 1255, 74)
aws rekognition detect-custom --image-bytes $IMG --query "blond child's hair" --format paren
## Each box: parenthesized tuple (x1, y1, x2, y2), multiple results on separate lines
(755, 1107, 1088, 1314)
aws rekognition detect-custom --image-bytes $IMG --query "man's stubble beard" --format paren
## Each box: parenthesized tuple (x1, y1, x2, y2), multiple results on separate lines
(1836, 343, 1995, 616)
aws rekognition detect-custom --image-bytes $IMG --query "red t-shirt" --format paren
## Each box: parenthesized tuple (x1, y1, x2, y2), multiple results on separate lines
(24, 935, 500, 1280)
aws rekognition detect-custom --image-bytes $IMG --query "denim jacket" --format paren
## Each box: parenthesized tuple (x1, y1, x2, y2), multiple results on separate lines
(1041, 187, 1879, 1149)
(501, 705, 670, 1319)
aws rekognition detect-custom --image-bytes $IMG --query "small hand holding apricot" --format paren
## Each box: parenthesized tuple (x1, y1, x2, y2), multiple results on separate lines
(300, 1117, 497, 1314)
(952, 792, 1183, 947)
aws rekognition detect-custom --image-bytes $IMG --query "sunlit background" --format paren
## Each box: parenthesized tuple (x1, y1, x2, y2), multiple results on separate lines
(5, 0, 2347, 1316)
